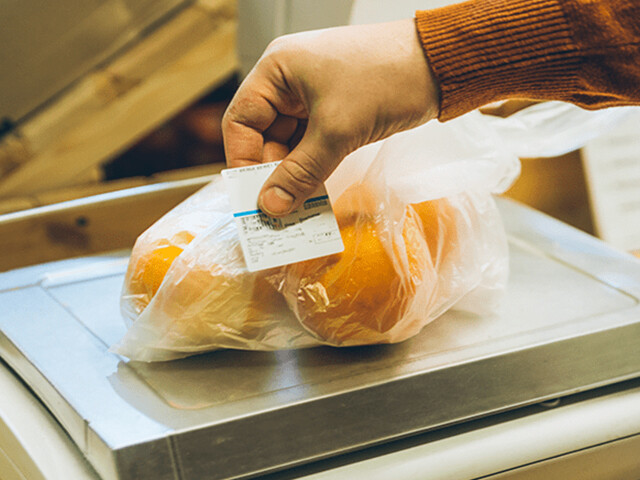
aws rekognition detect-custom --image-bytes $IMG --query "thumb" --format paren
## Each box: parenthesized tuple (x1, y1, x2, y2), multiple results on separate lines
(258, 133, 341, 217)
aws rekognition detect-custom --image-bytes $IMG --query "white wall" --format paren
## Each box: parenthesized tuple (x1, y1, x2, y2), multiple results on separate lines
(238, 0, 355, 76)
(237, 0, 461, 75)
(350, 0, 460, 24)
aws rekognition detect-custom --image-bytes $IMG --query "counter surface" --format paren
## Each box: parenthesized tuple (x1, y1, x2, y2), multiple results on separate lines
(1, 198, 640, 480)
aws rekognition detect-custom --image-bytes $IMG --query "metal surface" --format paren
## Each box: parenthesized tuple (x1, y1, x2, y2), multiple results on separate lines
(0, 357, 101, 480)
(1, 198, 640, 480)
(270, 378, 640, 480)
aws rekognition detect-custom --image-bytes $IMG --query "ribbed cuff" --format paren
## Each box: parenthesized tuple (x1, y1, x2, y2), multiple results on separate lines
(416, 0, 581, 121)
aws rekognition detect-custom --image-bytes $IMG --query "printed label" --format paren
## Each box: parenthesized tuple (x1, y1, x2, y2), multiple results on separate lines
(222, 162, 344, 271)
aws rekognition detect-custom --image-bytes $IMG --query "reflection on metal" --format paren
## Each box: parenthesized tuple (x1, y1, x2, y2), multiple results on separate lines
(0, 198, 639, 480)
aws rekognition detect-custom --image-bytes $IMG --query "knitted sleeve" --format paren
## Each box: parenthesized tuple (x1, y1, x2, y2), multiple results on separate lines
(415, 0, 640, 121)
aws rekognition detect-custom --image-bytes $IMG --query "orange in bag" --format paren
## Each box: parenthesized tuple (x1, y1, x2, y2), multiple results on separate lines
(119, 214, 318, 360)
(281, 184, 458, 346)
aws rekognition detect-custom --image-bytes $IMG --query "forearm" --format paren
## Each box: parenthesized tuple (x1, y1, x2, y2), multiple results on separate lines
(416, 0, 640, 120)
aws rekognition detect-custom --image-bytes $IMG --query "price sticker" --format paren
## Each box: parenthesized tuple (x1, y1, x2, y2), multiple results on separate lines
(222, 162, 344, 272)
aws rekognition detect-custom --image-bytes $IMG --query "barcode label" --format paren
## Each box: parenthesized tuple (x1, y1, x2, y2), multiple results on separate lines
(222, 162, 344, 271)
(303, 197, 329, 210)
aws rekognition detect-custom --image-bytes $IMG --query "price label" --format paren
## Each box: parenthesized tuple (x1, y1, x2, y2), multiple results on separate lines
(222, 162, 344, 272)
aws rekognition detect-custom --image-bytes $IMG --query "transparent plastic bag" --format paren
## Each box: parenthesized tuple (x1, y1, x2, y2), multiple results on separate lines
(272, 114, 516, 346)
(113, 177, 321, 362)
(113, 112, 519, 361)
(481, 101, 633, 158)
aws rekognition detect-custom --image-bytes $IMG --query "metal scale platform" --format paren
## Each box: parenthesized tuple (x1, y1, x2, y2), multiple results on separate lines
(1, 196, 640, 480)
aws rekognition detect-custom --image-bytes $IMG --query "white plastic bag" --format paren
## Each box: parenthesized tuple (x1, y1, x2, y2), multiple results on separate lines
(273, 114, 517, 346)
(113, 112, 519, 361)
(114, 177, 321, 362)
(482, 101, 633, 158)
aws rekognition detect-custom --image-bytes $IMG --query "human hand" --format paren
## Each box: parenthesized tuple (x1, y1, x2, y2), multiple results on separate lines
(222, 19, 440, 216)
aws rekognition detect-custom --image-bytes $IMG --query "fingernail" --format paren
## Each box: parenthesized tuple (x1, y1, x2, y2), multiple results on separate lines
(260, 186, 294, 215)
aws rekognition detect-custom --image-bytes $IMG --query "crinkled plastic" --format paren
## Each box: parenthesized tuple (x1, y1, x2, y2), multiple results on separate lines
(114, 104, 630, 361)
(482, 101, 634, 158)
(114, 112, 517, 361)
(114, 177, 321, 361)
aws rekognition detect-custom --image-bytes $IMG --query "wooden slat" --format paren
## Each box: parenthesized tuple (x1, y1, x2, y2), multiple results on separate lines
(0, 163, 224, 216)
(0, 0, 237, 198)
(0, 176, 212, 272)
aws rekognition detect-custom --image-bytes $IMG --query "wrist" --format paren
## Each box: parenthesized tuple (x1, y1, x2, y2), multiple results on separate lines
(367, 18, 441, 136)
(416, 0, 578, 121)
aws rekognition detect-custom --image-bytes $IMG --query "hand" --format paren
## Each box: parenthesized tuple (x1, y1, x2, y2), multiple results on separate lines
(222, 19, 440, 216)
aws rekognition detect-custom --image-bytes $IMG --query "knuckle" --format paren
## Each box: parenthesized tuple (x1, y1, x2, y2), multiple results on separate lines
(265, 37, 284, 54)
(280, 153, 325, 194)
(221, 98, 243, 125)
(220, 108, 233, 133)
(221, 95, 260, 132)
(265, 34, 295, 54)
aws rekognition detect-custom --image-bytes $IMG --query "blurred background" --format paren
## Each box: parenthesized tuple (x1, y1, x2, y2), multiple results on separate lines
(1, 3, 639, 479)
(1, 0, 638, 253)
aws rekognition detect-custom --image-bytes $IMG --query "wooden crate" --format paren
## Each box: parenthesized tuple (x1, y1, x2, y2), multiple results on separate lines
(0, 173, 212, 272)
(503, 150, 595, 235)
(0, 0, 237, 200)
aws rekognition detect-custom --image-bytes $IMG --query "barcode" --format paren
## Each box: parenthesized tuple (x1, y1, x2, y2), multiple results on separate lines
(239, 213, 285, 233)
(304, 199, 328, 210)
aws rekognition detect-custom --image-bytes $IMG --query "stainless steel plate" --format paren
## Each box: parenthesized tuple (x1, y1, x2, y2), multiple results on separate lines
(1, 198, 639, 480)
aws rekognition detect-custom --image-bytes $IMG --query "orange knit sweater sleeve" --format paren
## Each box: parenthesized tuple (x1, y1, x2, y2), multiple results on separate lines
(415, 0, 640, 121)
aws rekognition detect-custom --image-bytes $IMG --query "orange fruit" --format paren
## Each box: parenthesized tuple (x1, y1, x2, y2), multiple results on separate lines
(282, 183, 454, 346)
(139, 245, 185, 297)
(409, 197, 457, 267)
(123, 187, 459, 350)
(127, 231, 195, 301)
(125, 230, 309, 351)
(125, 231, 195, 318)
(154, 260, 293, 349)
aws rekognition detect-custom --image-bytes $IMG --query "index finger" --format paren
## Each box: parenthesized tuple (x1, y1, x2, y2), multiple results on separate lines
(222, 78, 278, 168)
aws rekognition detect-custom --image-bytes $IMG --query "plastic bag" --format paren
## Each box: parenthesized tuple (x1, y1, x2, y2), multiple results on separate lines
(279, 114, 515, 346)
(113, 111, 518, 361)
(114, 177, 321, 361)
(481, 101, 634, 158)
